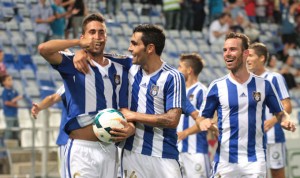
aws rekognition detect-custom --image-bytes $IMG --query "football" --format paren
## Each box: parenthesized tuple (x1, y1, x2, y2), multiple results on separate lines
(92, 108, 126, 143)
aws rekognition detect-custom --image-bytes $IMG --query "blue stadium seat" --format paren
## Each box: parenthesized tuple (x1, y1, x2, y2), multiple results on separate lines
(17, 54, 37, 71)
(3, 53, 17, 69)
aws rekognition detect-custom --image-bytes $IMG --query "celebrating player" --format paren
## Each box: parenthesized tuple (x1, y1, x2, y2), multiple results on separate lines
(38, 13, 135, 178)
(198, 32, 296, 177)
(247, 42, 292, 178)
(176, 53, 211, 178)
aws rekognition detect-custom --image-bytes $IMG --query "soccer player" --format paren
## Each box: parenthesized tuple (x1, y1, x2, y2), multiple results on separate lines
(247, 42, 292, 178)
(31, 85, 68, 178)
(74, 24, 186, 178)
(198, 32, 296, 178)
(38, 13, 135, 178)
(176, 53, 211, 178)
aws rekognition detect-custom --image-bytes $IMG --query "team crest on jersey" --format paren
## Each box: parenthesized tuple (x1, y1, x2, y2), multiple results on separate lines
(252, 91, 261, 102)
(114, 74, 120, 85)
(150, 84, 159, 97)
(189, 94, 194, 101)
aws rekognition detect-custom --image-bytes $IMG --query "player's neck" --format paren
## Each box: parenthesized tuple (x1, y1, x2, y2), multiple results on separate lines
(255, 67, 266, 76)
(142, 56, 163, 74)
(185, 76, 198, 88)
(92, 55, 108, 66)
(230, 67, 250, 84)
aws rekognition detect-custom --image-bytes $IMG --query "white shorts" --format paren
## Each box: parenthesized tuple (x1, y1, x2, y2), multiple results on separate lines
(64, 139, 117, 178)
(121, 149, 182, 178)
(266, 142, 286, 169)
(211, 161, 266, 178)
(58, 144, 67, 178)
(179, 152, 211, 178)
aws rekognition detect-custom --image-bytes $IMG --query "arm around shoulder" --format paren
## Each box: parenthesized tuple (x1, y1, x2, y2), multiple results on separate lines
(38, 39, 80, 65)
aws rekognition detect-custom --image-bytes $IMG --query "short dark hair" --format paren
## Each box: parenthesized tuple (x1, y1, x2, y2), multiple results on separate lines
(225, 32, 250, 51)
(180, 53, 205, 76)
(0, 74, 10, 87)
(133, 24, 165, 56)
(219, 12, 231, 19)
(249, 42, 269, 64)
(82, 13, 106, 34)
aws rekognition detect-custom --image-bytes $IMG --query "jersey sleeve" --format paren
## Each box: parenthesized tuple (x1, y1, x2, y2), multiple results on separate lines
(201, 83, 219, 118)
(183, 98, 196, 115)
(265, 80, 283, 114)
(56, 85, 65, 96)
(51, 53, 77, 76)
(165, 72, 186, 111)
(271, 73, 290, 100)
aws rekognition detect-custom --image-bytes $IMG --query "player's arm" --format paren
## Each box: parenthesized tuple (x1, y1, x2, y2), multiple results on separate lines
(274, 110, 296, 132)
(264, 98, 292, 132)
(31, 93, 62, 119)
(121, 108, 182, 128)
(39, 38, 93, 65)
(38, 39, 80, 65)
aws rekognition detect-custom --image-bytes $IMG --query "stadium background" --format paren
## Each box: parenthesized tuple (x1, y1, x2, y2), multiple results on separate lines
(0, 0, 300, 177)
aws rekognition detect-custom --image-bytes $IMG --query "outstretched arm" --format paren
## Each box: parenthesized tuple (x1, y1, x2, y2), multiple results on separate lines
(31, 93, 62, 119)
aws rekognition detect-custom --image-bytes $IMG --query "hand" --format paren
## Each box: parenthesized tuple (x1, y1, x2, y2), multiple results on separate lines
(73, 49, 94, 74)
(31, 103, 40, 119)
(198, 119, 213, 131)
(177, 131, 187, 142)
(120, 109, 137, 122)
(110, 120, 136, 142)
(281, 119, 296, 132)
(264, 117, 277, 132)
(210, 124, 219, 138)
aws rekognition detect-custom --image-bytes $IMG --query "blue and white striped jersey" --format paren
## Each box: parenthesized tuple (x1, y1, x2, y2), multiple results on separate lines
(124, 63, 186, 160)
(52, 53, 129, 133)
(55, 85, 69, 146)
(177, 82, 208, 154)
(261, 71, 290, 143)
(201, 73, 283, 164)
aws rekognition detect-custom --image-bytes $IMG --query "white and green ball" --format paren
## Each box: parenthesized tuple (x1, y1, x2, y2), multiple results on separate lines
(93, 108, 126, 143)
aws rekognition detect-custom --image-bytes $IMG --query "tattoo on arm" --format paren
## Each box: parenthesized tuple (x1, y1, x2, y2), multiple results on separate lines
(155, 108, 182, 128)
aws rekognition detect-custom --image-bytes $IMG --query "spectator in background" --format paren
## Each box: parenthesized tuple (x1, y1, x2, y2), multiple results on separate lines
(163, 0, 181, 30)
(180, 0, 193, 30)
(0, 49, 7, 77)
(32, 0, 56, 46)
(255, 0, 267, 23)
(106, 0, 122, 19)
(209, 0, 224, 23)
(62, 0, 75, 39)
(280, 55, 300, 90)
(192, 0, 206, 31)
(244, 0, 256, 23)
(0, 74, 23, 141)
(294, 13, 300, 47)
(267, 54, 280, 72)
(51, 0, 68, 39)
(70, 0, 87, 39)
(266, 0, 275, 23)
(208, 12, 232, 45)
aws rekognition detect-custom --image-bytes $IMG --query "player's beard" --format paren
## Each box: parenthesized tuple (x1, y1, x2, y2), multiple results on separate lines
(89, 44, 105, 57)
